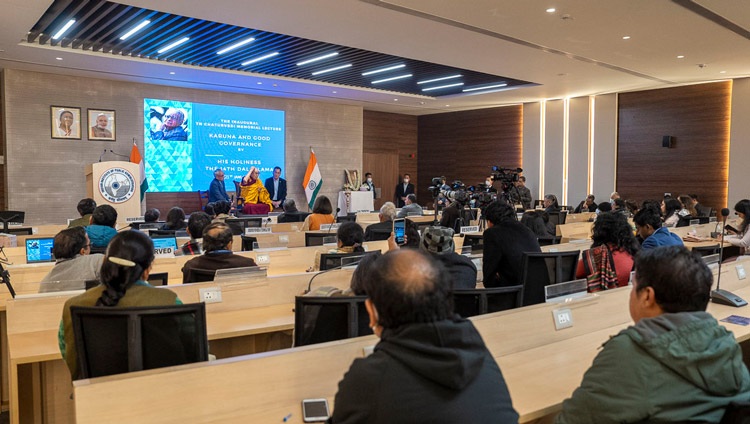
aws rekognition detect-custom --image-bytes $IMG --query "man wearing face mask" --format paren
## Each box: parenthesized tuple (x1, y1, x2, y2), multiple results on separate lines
(328, 249, 518, 423)
(361, 172, 376, 199)
(394, 173, 415, 208)
(483, 176, 498, 193)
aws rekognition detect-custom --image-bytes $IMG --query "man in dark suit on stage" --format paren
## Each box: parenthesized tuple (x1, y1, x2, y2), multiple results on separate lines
(208, 169, 230, 203)
(264, 166, 287, 210)
(394, 173, 415, 208)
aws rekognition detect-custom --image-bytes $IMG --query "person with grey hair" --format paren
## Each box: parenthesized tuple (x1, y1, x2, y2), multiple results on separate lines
(365, 201, 397, 241)
(277, 199, 308, 223)
(181, 222, 257, 283)
(151, 108, 187, 141)
(397, 193, 424, 218)
(208, 168, 230, 203)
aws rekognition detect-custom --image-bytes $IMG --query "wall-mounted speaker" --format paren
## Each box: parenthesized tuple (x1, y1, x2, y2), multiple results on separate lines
(662, 135, 674, 148)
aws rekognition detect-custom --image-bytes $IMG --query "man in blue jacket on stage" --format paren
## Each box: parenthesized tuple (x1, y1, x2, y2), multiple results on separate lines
(208, 169, 230, 203)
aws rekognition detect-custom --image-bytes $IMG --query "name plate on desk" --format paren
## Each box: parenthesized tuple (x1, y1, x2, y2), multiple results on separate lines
(126, 216, 145, 222)
(460, 226, 480, 234)
(245, 227, 272, 235)
(320, 224, 340, 231)
(356, 209, 371, 213)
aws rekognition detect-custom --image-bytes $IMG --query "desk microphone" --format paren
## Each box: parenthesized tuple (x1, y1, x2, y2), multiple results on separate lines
(263, 217, 272, 228)
(98, 149, 107, 162)
(326, 208, 341, 234)
(711, 208, 746, 307)
(305, 255, 364, 294)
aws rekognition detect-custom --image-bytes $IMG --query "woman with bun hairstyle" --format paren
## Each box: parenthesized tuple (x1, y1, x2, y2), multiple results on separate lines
(59, 231, 182, 380)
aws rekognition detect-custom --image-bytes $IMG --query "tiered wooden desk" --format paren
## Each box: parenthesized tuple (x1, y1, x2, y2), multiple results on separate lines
(71, 257, 750, 424)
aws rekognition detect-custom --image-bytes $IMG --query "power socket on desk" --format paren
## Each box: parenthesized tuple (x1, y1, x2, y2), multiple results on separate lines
(199, 287, 222, 303)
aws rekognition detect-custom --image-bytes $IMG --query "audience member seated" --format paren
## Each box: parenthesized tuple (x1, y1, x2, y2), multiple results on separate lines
(203, 203, 216, 219)
(543, 194, 560, 213)
(364, 202, 396, 241)
(662, 198, 682, 227)
(59, 231, 183, 380)
(521, 210, 552, 237)
(596, 201, 612, 213)
(85, 205, 118, 249)
(573, 194, 596, 214)
(691, 194, 711, 217)
(143, 208, 160, 223)
(612, 198, 630, 217)
(160, 207, 186, 231)
(610, 191, 620, 203)
(625, 200, 639, 217)
(40, 227, 104, 291)
(726, 199, 750, 250)
(678, 194, 698, 218)
(277, 199, 307, 223)
(211, 200, 232, 223)
(68, 198, 96, 228)
(634, 206, 683, 250)
(301, 195, 335, 231)
(439, 193, 468, 231)
(420, 226, 477, 289)
(556, 246, 750, 423)
(482, 200, 541, 288)
(178, 212, 211, 256)
(576, 212, 639, 290)
(396, 194, 424, 218)
(312, 222, 365, 271)
(329, 249, 518, 423)
(240, 166, 272, 214)
(181, 222, 257, 283)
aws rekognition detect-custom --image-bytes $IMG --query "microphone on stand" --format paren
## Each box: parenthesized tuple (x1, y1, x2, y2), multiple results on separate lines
(326, 208, 341, 234)
(98, 149, 107, 162)
(711, 208, 746, 307)
(109, 150, 130, 160)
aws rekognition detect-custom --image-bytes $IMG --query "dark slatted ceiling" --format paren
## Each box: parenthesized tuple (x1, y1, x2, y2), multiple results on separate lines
(27, 0, 537, 97)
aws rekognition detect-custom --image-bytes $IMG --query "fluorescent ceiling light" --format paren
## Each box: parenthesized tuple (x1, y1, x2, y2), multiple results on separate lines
(312, 64, 352, 76)
(157, 37, 190, 54)
(216, 37, 255, 55)
(362, 64, 405, 76)
(241, 51, 279, 66)
(52, 19, 76, 40)
(422, 82, 464, 92)
(417, 74, 462, 85)
(120, 20, 150, 40)
(297, 52, 338, 66)
(462, 83, 508, 92)
(372, 74, 413, 84)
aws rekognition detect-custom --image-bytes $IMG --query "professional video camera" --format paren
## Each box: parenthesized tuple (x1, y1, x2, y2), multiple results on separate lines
(489, 166, 523, 193)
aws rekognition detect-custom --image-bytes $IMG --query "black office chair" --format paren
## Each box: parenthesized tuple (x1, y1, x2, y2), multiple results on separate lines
(365, 228, 391, 242)
(463, 234, 484, 253)
(320, 250, 381, 271)
(70, 303, 208, 379)
(537, 236, 561, 246)
(305, 232, 336, 247)
(84, 279, 100, 290)
(336, 213, 357, 223)
(692, 244, 721, 257)
(241, 235, 258, 251)
(0, 210, 25, 233)
(406, 218, 433, 235)
(277, 211, 310, 223)
(294, 296, 372, 347)
(547, 211, 568, 227)
(146, 272, 169, 286)
(720, 400, 750, 424)
(6, 227, 33, 235)
(452, 285, 524, 318)
(89, 246, 107, 254)
(520, 251, 580, 306)
(185, 268, 217, 284)
(150, 229, 177, 237)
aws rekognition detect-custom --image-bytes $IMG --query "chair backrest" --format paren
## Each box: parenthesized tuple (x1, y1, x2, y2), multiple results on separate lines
(7, 227, 33, 235)
(463, 234, 484, 253)
(185, 268, 217, 284)
(305, 232, 335, 247)
(406, 218, 433, 235)
(198, 190, 208, 209)
(720, 400, 750, 424)
(84, 279, 99, 290)
(70, 302, 208, 379)
(146, 272, 168, 286)
(89, 246, 107, 255)
(366, 228, 392, 241)
(521, 251, 580, 306)
(226, 217, 264, 235)
(692, 244, 721, 257)
(150, 229, 176, 237)
(294, 296, 372, 347)
(233, 180, 242, 199)
(537, 236, 561, 246)
(336, 213, 357, 223)
(547, 211, 568, 227)
(240, 235, 258, 251)
(452, 285, 524, 318)
(320, 250, 381, 271)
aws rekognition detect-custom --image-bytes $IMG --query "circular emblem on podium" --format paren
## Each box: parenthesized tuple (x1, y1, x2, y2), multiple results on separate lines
(98, 167, 136, 204)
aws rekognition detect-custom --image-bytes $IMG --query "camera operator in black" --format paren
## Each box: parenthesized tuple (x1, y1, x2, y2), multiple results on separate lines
(440, 190, 469, 232)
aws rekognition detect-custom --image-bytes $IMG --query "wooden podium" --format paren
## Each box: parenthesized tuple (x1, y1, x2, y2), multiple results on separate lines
(86, 161, 141, 220)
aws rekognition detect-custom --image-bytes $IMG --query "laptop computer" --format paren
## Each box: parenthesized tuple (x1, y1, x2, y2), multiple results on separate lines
(152, 237, 177, 257)
(25, 237, 55, 264)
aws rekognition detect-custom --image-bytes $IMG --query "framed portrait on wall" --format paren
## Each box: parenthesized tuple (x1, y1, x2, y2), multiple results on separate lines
(50, 106, 82, 139)
(88, 109, 116, 141)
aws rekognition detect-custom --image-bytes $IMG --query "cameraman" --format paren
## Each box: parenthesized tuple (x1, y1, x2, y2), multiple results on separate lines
(510, 176, 532, 210)
(440, 191, 468, 231)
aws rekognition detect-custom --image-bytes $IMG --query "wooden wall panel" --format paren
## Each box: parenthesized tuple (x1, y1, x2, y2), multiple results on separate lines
(362, 111, 417, 207)
(417, 106, 523, 206)
(617, 82, 730, 211)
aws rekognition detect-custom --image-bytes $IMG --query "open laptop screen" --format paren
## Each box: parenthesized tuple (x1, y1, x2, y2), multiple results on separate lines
(26, 237, 55, 263)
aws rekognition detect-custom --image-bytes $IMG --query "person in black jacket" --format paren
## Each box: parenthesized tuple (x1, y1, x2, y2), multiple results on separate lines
(483, 200, 541, 288)
(394, 173, 415, 208)
(329, 249, 518, 423)
(264, 166, 287, 210)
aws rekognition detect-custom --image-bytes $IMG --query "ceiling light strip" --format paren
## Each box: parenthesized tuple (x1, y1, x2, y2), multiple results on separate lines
(52, 19, 76, 40)
(216, 37, 256, 55)
(120, 20, 150, 40)
(311, 64, 352, 76)
(462, 83, 507, 92)
(421, 82, 464, 92)
(372, 74, 413, 84)
(297, 52, 338, 66)
(362, 64, 405, 76)
(157, 37, 190, 54)
(241, 51, 279, 66)
(417, 74, 462, 85)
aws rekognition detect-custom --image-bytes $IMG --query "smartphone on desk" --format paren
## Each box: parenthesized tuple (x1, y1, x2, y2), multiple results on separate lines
(393, 218, 406, 245)
(725, 224, 739, 234)
(302, 398, 330, 422)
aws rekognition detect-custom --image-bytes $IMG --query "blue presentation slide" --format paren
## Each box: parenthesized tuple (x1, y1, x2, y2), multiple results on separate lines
(144, 98, 285, 192)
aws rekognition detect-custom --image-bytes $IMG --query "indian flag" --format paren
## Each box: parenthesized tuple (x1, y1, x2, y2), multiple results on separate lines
(303, 148, 322, 210)
(130, 140, 148, 201)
